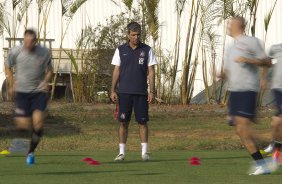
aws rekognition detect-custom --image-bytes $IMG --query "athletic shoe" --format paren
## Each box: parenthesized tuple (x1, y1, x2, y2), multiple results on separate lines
(260, 143, 274, 157)
(249, 165, 270, 175)
(264, 144, 274, 153)
(114, 154, 125, 161)
(142, 152, 151, 161)
(26, 153, 35, 165)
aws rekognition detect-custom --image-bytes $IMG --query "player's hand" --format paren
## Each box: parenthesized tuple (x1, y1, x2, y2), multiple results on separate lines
(236, 57, 249, 63)
(147, 92, 154, 103)
(111, 92, 118, 103)
(260, 78, 268, 91)
(38, 81, 49, 92)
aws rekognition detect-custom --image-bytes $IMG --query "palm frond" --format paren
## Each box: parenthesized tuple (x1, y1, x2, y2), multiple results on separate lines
(0, 2, 6, 35)
(64, 0, 87, 19)
(64, 49, 79, 74)
(12, 0, 21, 9)
(209, 0, 235, 25)
(176, 0, 186, 15)
(110, 0, 119, 6)
(69, 0, 87, 17)
(264, 0, 277, 32)
(61, 0, 72, 16)
(17, 0, 33, 22)
(144, 0, 159, 41)
(246, 0, 258, 13)
(0, 2, 11, 36)
(122, 0, 133, 11)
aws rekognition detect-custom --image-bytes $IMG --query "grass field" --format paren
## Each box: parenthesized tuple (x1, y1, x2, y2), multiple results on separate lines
(0, 102, 280, 183)
(1, 151, 281, 184)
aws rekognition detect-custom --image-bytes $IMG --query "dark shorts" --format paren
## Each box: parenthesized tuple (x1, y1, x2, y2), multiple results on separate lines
(273, 89, 282, 116)
(229, 91, 257, 120)
(15, 92, 49, 117)
(118, 93, 149, 124)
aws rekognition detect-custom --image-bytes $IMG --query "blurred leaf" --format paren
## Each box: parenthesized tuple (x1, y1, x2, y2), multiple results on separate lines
(64, 49, 79, 75)
(122, 0, 133, 11)
(144, 0, 160, 41)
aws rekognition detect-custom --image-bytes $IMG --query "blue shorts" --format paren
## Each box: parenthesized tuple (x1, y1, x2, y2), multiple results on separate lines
(118, 93, 149, 124)
(229, 91, 257, 120)
(273, 89, 282, 116)
(15, 92, 49, 117)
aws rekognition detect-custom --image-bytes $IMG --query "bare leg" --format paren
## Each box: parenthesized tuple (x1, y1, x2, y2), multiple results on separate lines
(15, 117, 31, 130)
(119, 122, 129, 144)
(272, 116, 282, 142)
(234, 116, 258, 154)
(139, 123, 148, 143)
(28, 110, 45, 154)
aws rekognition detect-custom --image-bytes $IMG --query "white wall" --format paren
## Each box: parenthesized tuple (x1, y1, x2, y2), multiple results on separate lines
(0, 0, 281, 96)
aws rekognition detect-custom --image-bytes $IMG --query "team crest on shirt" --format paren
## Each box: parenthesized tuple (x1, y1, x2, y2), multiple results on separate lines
(139, 58, 144, 65)
(140, 51, 145, 57)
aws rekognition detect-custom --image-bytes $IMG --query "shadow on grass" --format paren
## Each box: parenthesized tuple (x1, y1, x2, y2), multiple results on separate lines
(0, 170, 139, 177)
(39, 168, 145, 175)
(6, 154, 88, 158)
(130, 172, 164, 176)
(201, 156, 249, 160)
(104, 158, 185, 165)
(0, 112, 81, 139)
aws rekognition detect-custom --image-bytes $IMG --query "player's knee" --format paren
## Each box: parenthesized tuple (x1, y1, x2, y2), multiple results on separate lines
(235, 124, 244, 136)
(138, 121, 148, 126)
(120, 122, 129, 128)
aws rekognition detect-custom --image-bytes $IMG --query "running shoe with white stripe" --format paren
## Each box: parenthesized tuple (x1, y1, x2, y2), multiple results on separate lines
(249, 165, 271, 175)
(142, 152, 151, 161)
(114, 154, 125, 161)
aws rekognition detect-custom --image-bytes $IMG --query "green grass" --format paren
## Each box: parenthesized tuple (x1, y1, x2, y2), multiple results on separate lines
(0, 102, 280, 183)
(1, 151, 281, 184)
(0, 102, 275, 151)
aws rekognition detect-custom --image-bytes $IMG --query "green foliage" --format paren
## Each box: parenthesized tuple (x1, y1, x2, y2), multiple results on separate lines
(3, 150, 282, 184)
(144, 0, 159, 41)
(122, 0, 134, 11)
(68, 10, 144, 102)
(176, 0, 186, 15)
(68, 0, 87, 18)
(88, 11, 143, 50)
(264, 0, 277, 33)
(61, 0, 71, 16)
(0, 2, 9, 36)
(12, 0, 21, 9)
(17, 0, 33, 22)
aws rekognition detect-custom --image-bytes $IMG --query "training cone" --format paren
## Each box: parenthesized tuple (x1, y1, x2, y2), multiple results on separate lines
(82, 157, 94, 162)
(0, 150, 10, 156)
(189, 157, 201, 166)
(88, 160, 101, 166)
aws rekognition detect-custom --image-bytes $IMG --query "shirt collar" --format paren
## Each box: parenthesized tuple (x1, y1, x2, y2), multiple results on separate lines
(126, 41, 143, 50)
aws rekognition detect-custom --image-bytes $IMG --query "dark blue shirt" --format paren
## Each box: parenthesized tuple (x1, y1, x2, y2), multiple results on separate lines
(116, 43, 151, 95)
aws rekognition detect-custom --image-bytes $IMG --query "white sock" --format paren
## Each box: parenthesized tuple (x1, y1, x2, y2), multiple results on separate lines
(141, 143, 148, 155)
(119, 143, 126, 155)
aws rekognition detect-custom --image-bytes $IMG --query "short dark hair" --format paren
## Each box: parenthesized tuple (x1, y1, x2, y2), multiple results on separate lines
(127, 22, 141, 34)
(24, 29, 37, 41)
(232, 16, 246, 31)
